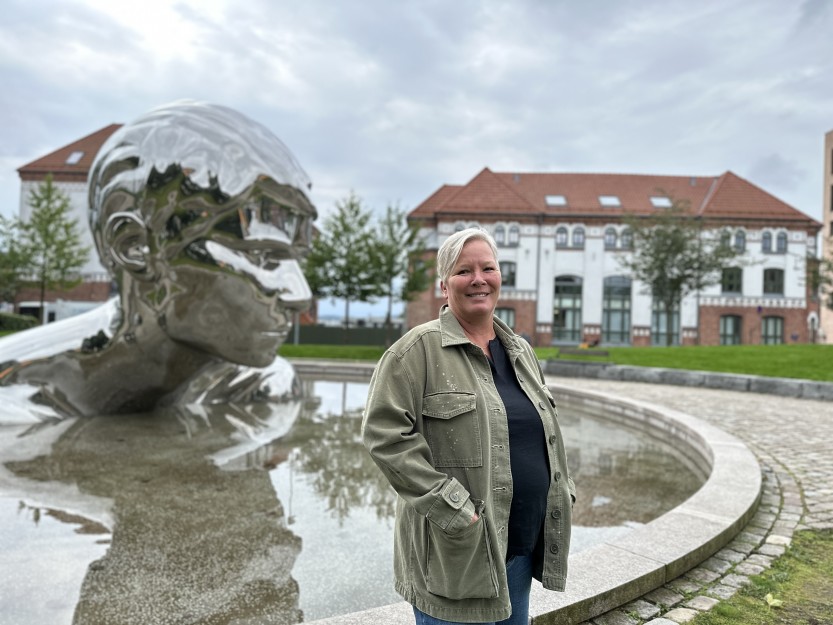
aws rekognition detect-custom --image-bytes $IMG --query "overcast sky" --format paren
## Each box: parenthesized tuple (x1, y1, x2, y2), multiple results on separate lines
(2, 0, 832, 316)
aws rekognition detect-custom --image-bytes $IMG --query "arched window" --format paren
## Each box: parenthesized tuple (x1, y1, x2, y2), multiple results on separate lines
(762, 231, 772, 253)
(571, 226, 585, 248)
(553, 275, 582, 342)
(763, 268, 784, 295)
(720, 229, 732, 248)
(776, 231, 787, 254)
(499, 261, 516, 287)
(721, 267, 743, 294)
(604, 227, 617, 250)
(495, 307, 515, 330)
(555, 227, 568, 249)
(762, 316, 784, 345)
(454, 222, 466, 233)
(720, 315, 742, 345)
(620, 228, 633, 250)
(734, 230, 746, 253)
(602, 276, 631, 344)
(494, 225, 506, 246)
(651, 298, 679, 346)
(508, 225, 520, 246)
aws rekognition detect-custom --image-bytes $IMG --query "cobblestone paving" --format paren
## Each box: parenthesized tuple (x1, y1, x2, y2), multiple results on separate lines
(548, 378, 833, 625)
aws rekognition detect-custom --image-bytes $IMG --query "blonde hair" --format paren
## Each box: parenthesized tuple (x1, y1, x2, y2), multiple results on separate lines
(436, 227, 499, 283)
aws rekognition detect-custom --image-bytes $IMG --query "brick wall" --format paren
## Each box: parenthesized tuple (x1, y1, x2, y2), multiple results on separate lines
(699, 305, 814, 344)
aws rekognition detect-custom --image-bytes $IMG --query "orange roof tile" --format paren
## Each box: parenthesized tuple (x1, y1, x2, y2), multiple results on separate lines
(17, 124, 122, 180)
(410, 169, 820, 228)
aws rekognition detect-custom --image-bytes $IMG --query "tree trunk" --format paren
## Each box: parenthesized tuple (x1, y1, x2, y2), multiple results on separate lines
(39, 273, 46, 324)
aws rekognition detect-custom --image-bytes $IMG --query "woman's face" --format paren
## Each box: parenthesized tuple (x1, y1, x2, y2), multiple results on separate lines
(440, 239, 501, 326)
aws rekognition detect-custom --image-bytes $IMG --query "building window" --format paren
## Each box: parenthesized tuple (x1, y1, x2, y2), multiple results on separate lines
(604, 227, 617, 249)
(763, 268, 784, 295)
(620, 228, 633, 250)
(762, 316, 784, 345)
(721, 229, 732, 248)
(499, 261, 516, 287)
(572, 226, 585, 248)
(720, 315, 742, 345)
(553, 275, 582, 343)
(651, 299, 679, 346)
(495, 307, 515, 329)
(454, 222, 466, 232)
(776, 231, 787, 253)
(508, 225, 520, 246)
(599, 195, 621, 207)
(762, 231, 772, 253)
(650, 196, 673, 208)
(555, 227, 568, 249)
(721, 267, 743, 294)
(602, 276, 631, 344)
(734, 230, 746, 253)
(545, 194, 567, 207)
(494, 225, 505, 246)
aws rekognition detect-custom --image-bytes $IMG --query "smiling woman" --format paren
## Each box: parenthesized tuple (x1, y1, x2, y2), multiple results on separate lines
(362, 228, 576, 625)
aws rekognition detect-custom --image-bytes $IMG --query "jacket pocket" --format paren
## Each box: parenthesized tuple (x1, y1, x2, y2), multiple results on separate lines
(422, 392, 482, 468)
(425, 509, 498, 600)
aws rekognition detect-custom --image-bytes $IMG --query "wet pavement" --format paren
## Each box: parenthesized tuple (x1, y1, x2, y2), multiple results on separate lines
(546, 376, 833, 625)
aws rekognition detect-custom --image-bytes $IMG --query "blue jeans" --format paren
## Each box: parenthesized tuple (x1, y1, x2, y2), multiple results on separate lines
(412, 554, 533, 625)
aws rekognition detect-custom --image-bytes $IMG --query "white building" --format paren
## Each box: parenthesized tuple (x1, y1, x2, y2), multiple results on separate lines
(14, 124, 121, 320)
(407, 168, 821, 347)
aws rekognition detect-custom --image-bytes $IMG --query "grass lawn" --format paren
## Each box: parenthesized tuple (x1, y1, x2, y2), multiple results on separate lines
(280, 343, 833, 383)
(689, 530, 833, 625)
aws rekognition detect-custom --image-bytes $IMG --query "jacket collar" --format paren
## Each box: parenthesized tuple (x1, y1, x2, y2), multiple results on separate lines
(438, 305, 524, 355)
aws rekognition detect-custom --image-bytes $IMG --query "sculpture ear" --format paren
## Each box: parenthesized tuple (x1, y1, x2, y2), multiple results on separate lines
(104, 212, 154, 279)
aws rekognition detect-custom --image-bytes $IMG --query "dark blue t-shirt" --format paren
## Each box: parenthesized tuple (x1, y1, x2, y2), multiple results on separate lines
(488, 337, 550, 557)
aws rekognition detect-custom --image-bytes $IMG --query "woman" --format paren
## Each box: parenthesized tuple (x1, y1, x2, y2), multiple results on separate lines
(362, 227, 575, 624)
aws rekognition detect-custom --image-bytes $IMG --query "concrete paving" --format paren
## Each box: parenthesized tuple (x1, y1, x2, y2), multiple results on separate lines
(550, 376, 833, 625)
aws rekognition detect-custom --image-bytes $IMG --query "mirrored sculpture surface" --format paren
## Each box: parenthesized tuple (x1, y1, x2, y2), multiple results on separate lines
(0, 101, 317, 420)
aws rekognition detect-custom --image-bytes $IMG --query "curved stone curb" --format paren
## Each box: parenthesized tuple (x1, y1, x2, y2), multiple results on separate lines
(527, 385, 761, 624)
(291, 360, 761, 625)
(582, 454, 800, 625)
(544, 360, 833, 401)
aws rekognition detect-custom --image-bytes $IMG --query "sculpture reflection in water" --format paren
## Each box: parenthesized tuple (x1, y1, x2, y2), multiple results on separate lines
(0, 378, 400, 624)
(0, 100, 316, 419)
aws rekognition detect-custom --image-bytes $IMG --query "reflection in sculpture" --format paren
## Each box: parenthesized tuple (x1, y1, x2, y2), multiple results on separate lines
(0, 101, 317, 420)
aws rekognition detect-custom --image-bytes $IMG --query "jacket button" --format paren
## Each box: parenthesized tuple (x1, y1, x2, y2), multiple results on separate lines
(549, 544, 559, 554)
(551, 509, 561, 519)
(549, 435, 557, 444)
(450, 492, 460, 503)
(554, 471, 561, 481)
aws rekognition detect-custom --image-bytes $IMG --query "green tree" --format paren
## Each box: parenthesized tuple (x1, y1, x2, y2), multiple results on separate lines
(618, 196, 739, 346)
(21, 174, 90, 322)
(374, 205, 433, 332)
(809, 255, 833, 311)
(0, 215, 31, 304)
(304, 192, 383, 327)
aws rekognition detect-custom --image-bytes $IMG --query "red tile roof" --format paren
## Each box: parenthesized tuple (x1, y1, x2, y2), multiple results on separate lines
(410, 168, 820, 228)
(17, 124, 122, 181)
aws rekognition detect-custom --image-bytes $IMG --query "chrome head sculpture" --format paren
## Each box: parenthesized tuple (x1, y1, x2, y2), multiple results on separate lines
(0, 101, 317, 418)
(89, 101, 316, 366)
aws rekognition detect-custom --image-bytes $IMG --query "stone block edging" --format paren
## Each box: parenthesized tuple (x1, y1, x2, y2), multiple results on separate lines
(545, 360, 833, 401)
(527, 385, 761, 624)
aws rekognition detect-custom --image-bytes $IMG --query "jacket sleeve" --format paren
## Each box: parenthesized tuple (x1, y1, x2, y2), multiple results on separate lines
(362, 350, 476, 532)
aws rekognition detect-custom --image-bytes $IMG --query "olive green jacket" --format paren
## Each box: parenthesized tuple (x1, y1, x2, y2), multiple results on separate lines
(362, 306, 575, 623)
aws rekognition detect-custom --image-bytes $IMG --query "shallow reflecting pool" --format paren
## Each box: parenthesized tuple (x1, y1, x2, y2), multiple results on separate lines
(0, 377, 703, 624)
